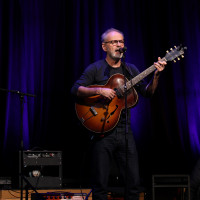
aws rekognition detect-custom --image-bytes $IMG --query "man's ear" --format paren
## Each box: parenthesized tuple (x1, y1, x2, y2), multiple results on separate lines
(102, 43, 107, 52)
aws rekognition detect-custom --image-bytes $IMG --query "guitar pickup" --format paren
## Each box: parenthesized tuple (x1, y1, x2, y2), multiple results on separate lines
(90, 106, 98, 116)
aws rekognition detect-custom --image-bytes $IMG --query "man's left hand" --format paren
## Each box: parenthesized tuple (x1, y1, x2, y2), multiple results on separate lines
(154, 57, 167, 76)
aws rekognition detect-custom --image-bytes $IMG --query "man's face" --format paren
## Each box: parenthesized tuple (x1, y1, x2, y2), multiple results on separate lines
(102, 31, 125, 60)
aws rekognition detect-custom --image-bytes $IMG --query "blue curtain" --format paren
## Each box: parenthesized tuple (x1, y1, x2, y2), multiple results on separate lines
(0, 0, 200, 187)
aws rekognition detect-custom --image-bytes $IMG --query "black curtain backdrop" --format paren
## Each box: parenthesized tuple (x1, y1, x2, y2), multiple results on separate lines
(0, 0, 200, 189)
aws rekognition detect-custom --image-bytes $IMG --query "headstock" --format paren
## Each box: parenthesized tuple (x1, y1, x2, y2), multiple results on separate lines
(165, 45, 187, 63)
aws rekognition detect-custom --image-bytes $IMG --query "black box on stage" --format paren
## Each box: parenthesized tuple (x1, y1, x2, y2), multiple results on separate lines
(152, 174, 190, 200)
(19, 151, 62, 189)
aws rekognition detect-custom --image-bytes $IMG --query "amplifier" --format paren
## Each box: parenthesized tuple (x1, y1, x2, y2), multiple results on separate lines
(0, 177, 12, 189)
(31, 192, 88, 200)
(19, 151, 62, 189)
(152, 174, 190, 200)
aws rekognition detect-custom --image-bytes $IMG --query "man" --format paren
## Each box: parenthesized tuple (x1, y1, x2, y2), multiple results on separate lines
(71, 28, 166, 200)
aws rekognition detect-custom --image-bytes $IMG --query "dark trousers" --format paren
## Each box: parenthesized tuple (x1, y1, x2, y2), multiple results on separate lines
(91, 125, 140, 200)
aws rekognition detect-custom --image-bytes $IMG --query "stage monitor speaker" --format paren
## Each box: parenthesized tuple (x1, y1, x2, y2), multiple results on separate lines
(19, 151, 62, 189)
(152, 174, 190, 200)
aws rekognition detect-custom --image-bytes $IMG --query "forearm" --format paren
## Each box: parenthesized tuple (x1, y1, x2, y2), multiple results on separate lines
(145, 57, 166, 95)
(146, 72, 160, 96)
(77, 86, 116, 100)
(77, 86, 101, 97)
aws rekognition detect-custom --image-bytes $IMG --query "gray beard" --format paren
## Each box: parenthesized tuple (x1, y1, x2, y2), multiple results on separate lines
(109, 51, 123, 60)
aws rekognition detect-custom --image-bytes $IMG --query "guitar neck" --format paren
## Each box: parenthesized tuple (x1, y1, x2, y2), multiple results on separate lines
(125, 57, 167, 91)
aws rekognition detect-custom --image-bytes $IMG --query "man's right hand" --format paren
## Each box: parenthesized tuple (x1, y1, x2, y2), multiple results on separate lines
(98, 88, 116, 100)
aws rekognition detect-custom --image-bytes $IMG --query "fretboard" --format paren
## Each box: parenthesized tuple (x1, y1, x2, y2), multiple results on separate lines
(121, 57, 166, 92)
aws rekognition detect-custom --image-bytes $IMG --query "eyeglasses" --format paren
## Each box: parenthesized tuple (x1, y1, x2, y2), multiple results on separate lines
(103, 40, 124, 46)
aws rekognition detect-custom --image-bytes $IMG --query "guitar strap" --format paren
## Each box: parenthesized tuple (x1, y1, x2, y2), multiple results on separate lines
(121, 62, 134, 80)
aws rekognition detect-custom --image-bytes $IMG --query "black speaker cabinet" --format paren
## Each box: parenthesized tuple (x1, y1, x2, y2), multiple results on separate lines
(152, 174, 190, 200)
(19, 151, 62, 189)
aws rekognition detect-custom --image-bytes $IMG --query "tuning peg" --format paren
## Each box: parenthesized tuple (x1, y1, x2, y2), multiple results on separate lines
(177, 57, 180, 60)
(170, 48, 173, 51)
(173, 60, 176, 63)
(181, 55, 184, 58)
(174, 46, 177, 48)
(166, 50, 169, 53)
